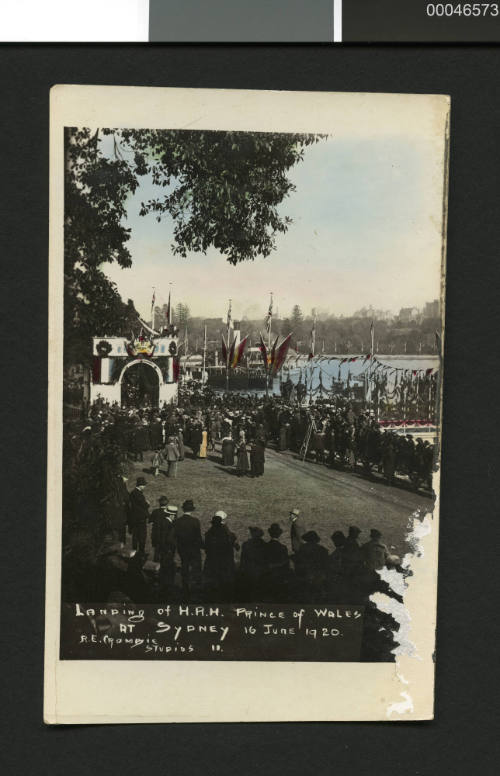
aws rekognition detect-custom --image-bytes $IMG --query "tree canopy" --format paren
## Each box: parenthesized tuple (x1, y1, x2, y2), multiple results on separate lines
(64, 127, 323, 360)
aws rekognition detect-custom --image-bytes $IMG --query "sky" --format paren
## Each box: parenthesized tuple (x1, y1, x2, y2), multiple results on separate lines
(103, 131, 444, 322)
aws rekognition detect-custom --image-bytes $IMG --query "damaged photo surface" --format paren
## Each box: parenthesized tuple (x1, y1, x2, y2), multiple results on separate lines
(61, 118, 444, 663)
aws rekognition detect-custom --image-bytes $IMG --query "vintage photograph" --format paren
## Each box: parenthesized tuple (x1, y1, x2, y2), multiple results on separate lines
(46, 86, 448, 719)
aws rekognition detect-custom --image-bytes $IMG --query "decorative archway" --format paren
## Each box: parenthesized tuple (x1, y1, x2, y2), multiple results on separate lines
(119, 359, 163, 408)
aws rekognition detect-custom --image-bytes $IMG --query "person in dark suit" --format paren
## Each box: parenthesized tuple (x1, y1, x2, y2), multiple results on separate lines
(289, 507, 307, 554)
(133, 423, 150, 462)
(250, 438, 266, 477)
(128, 476, 150, 553)
(174, 499, 202, 595)
(155, 504, 178, 595)
(101, 470, 130, 544)
(239, 526, 267, 599)
(342, 525, 364, 577)
(263, 523, 290, 600)
(149, 417, 163, 450)
(203, 512, 239, 598)
(149, 495, 169, 562)
(327, 530, 346, 600)
(190, 424, 203, 458)
(293, 530, 329, 601)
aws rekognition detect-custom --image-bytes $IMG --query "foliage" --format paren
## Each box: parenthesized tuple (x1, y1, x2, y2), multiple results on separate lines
(64, 128, 140, 360)
(114, 128, 323, 265)
(177, 311, 441, 361)
(174, 303, 191, 328)
(64, 127, 323, 360)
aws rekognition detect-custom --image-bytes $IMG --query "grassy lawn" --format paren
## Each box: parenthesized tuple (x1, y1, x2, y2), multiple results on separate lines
(125, 442, 432, 561)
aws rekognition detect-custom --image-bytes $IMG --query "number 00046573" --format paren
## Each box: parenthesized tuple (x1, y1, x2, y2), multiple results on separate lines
(426, 3, 498, 14)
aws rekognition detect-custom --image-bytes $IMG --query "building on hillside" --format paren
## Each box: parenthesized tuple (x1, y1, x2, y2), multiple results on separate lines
(422, 299, 440, 319)
(398, 306, 420, 324)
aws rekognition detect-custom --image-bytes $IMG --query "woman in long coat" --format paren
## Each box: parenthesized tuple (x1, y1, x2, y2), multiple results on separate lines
(236, 435, 250, 476)
(250, 438, 265, 477)
(221, 435, 235, 466)
(203, 515, 238, 596)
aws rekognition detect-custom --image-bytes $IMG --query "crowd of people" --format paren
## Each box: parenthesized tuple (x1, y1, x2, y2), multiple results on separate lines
(63, 392, 411, 606)
(71, 387, 435, 490)
(62, 388, 422, 660)
(64, 477, 402, 606)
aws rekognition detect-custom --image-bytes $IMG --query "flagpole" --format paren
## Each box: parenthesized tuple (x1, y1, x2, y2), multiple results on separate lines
(226, 299, 231, 392)
(202, 324, 207, 386)
(309, 313, 316, 404)
(151, 287, 155, 331)
(268, 291, 273, 397)
(369, 320, 375, 417)
(265, 291, 273, 397)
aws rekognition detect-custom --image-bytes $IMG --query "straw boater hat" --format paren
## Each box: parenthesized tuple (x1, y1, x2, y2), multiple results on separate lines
(289, 508, 300, 517)
(167, 505, 178, 516)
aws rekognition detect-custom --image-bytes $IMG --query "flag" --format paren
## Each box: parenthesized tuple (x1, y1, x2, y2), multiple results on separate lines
(221, 334, 228, 363)
(228, 337, 235, 367)
(308, 316, 316, 360)
(269, 334, 279, 368)
(231, 335, 248, 368)
(271, 333, 292, 376)
(265, 293, 273, 334)
(258, 333, 268, 368)
(425, 367, 433, 376)
(150, 288, 156, 329)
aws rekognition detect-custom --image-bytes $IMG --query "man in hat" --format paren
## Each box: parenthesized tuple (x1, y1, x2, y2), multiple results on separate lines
(239, 526, 267, 598)
(149, 496, 170, 562)
(155, 504, 178, 595)
(362, 528, 390, 572)
(263, 523, 290, 600)
(174, 500, 203, 595)
(221, 434, 235, 466)
(190, 422, 203, 459)
(164, 436, 180, 478)
(250, 437, 266, 477)
(293, 531, 329, 600)
(289, 508, 307, 554)
(100, 464, 130, 544)
(342, 525, 364, 578)
(203, 512, 239, 597)
(327, 530, 346, 599)
(128, 477, 150, 553)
